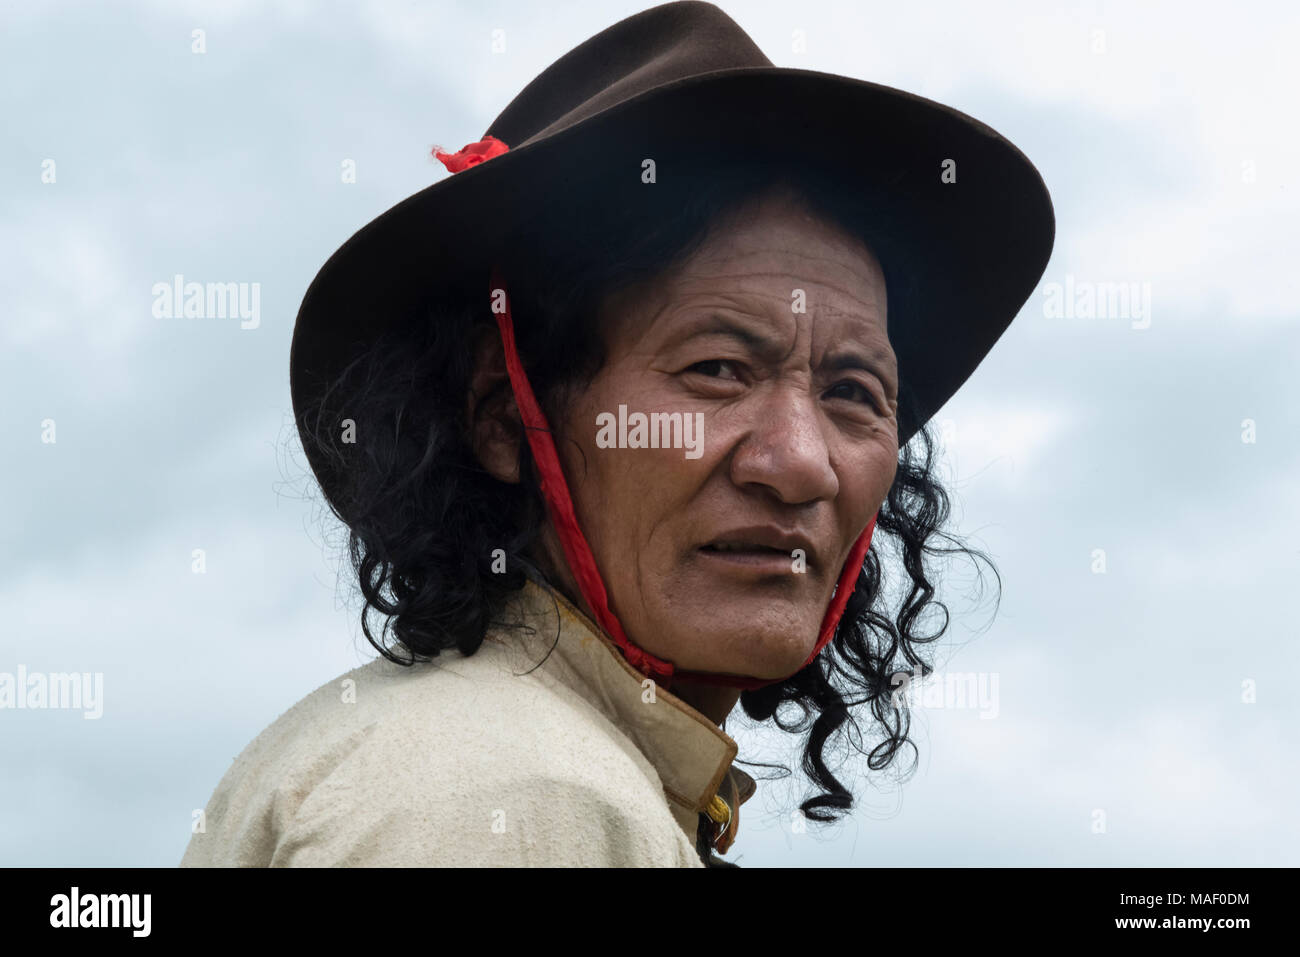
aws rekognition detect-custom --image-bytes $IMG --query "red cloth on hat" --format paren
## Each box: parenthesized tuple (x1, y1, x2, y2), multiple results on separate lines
(433, 135, 509, 172)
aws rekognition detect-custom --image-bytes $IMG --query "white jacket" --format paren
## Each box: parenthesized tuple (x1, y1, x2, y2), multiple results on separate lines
(181, 573, 754, 866)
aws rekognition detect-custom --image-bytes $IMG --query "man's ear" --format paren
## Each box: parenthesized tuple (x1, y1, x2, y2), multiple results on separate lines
(466, 324, 522, 483)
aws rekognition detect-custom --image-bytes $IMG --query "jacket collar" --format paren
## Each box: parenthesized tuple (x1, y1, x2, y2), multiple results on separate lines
(485, 573, 756, 851)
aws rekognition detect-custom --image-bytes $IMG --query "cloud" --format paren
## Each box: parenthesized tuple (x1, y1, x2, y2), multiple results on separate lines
(2, 0, 1296, 867)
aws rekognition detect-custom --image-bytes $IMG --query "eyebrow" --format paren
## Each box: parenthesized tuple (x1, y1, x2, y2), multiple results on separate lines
(678, 313, 786, 360)
(676, 313, 898, 388)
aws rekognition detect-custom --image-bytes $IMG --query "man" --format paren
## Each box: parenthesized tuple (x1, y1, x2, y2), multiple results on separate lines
(182, 1, 1053, 867)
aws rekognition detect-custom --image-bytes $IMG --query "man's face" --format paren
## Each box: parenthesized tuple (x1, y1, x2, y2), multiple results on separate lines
(548, 189, 899, 679)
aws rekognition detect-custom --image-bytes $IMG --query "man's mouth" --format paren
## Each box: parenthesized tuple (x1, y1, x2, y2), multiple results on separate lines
(697, 532, 814, 574)
(694, 524, 820, 574)
(701, 541, 790, 554)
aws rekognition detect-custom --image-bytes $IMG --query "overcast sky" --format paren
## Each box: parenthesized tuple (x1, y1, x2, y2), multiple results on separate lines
(3, 0, 1297, 867)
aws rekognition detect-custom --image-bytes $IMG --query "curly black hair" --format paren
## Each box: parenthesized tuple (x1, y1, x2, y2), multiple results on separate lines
(297, 155, 1001, 865)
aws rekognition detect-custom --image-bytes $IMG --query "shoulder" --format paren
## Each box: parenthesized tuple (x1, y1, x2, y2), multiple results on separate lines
(182, 644, 699, 867)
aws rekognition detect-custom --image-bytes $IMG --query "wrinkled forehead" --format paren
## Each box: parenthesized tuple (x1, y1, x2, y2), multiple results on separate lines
(600, 189, 893, 361)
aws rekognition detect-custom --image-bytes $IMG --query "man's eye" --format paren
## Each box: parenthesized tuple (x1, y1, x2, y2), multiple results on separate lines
(686, 359, 740, 380)
(826, 380, 882, 410)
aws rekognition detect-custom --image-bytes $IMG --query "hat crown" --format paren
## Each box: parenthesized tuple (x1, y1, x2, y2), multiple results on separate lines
(486, 2, 770, 148)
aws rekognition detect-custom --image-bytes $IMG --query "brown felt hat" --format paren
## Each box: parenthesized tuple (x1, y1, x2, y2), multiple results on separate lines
(290, 0, 1055, 522)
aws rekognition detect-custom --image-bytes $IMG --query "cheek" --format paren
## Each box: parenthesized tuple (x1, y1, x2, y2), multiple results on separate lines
(556, 387, 688, 554)
(587, 447, 703, 541)
(839, 439, 898, 522)
(570, 393, 729, 581)
(870, 440, 899, 497)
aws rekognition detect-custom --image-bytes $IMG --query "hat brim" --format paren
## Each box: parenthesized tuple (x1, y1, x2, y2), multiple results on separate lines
(291, 66, 1055, 516)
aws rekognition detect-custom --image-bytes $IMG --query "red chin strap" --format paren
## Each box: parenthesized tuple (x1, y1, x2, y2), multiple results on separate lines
(489, 267, 877, 692)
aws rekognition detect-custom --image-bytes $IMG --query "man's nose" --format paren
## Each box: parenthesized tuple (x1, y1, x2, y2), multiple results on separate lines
(728, 389, 839, 505)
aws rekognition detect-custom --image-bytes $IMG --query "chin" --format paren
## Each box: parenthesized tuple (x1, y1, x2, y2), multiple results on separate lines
(668, 604, 821, 678)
